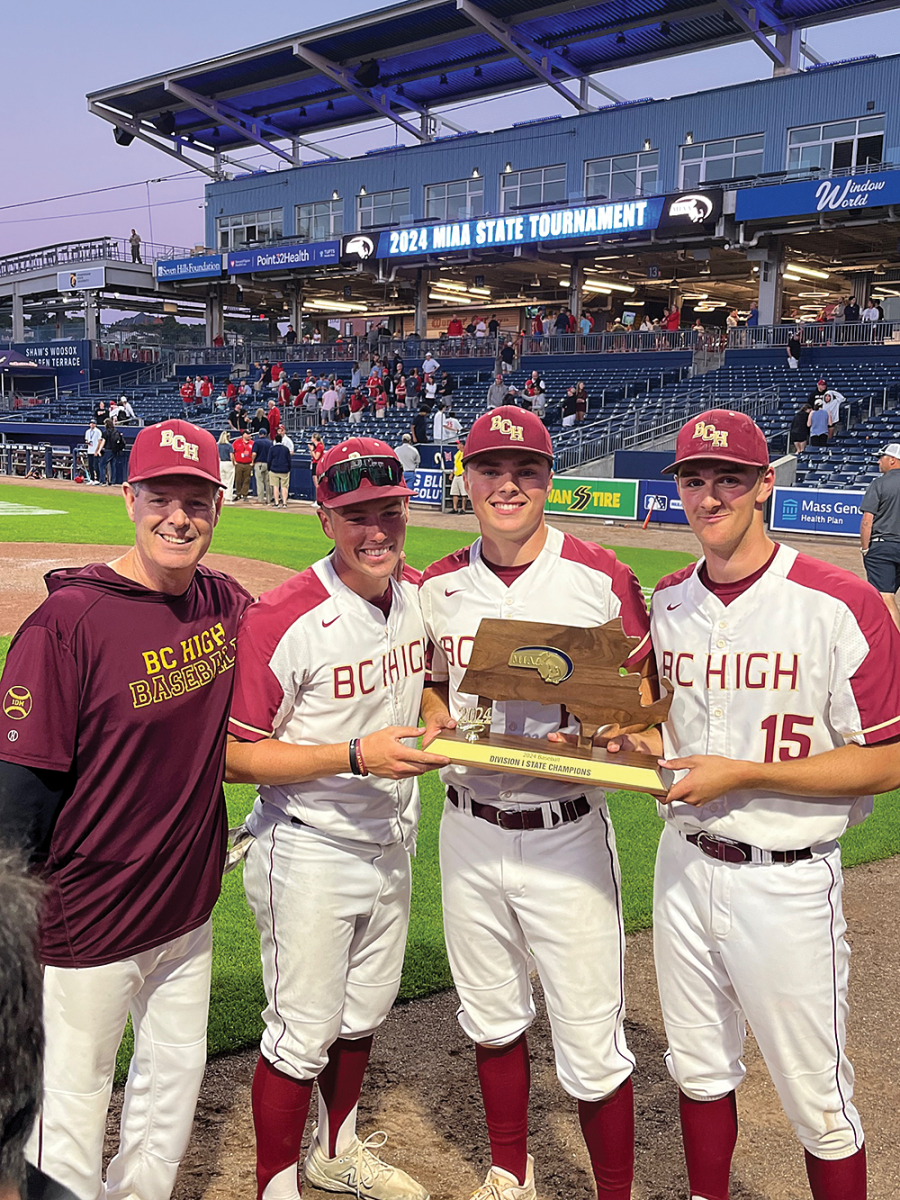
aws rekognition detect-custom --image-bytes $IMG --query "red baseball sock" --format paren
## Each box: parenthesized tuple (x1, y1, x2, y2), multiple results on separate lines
(577, 1076, 635, 1199)
(317, 1035, 374, 1158)
(678, 1090, 738, 1200)
(476, 1034, 531, 1185)
(251, 1055, 314, 1200)
(804, 1145, 867, 1200)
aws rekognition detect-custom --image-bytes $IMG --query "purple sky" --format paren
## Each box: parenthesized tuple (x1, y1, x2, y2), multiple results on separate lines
(1, 3, 897, 258)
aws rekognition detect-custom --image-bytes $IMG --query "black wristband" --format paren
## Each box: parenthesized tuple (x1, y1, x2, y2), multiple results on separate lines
(349, 738, 368, 776)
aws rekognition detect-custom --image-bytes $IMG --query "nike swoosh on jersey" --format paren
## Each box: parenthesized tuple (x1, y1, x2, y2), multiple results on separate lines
(321, 615, 341, 627)
(666, 603, 682, 610)
(445, 588, 463, 597)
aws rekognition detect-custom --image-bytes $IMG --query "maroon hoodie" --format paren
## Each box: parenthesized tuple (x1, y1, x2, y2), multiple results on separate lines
(0, 563, 251, 967)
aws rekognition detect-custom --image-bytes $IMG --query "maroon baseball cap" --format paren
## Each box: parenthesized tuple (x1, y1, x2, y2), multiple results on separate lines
(462, 405, 553, 464)
(128, 419, 223, 487)
(663, 409, 769, 474)
(316, 437, 414, 509)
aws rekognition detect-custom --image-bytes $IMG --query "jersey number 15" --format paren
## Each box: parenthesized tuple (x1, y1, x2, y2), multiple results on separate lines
(760, 713, 814, 762)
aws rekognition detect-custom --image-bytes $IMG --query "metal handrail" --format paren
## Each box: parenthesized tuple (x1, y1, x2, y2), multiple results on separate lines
(0, 237, 194, 279)
(726, 320, 900, 349)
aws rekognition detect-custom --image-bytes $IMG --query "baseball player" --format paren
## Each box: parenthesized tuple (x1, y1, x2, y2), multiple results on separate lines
(0, 419, 251, 1200)
(225, 437, 448, 1200)
(860, 441, 900, 630)
(418, 406, 651, 1200)
(606, 409, 900, 1200)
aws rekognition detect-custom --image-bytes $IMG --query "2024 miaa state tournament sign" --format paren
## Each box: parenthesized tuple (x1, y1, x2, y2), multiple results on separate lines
(429, 618, 674, 796)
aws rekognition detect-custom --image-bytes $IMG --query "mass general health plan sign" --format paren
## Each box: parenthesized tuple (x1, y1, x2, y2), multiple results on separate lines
(770, 487, 865, 537)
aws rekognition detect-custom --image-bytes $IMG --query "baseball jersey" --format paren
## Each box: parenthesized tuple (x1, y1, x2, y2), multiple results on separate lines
(228, 556, 427, 849)
(651, 543, 900, 849)
(0, 564, 251, 968)
(420, 525, 650, 806)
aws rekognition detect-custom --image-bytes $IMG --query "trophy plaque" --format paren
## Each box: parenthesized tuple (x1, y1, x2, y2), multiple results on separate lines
(429, 618, 674, 797)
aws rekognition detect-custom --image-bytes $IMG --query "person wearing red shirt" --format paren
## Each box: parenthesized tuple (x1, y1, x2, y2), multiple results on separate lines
(277, 378, 291, 410)
(199, 377, 213, 401)
(448, 315, 464, 343)
(232, 429, 255, 501)
(180, 379, 195, 406)
(665, 307, 681, 332)
(226, 381, 237, 402)
(266, 400, 281, 440)
(349, 391, 368, 425)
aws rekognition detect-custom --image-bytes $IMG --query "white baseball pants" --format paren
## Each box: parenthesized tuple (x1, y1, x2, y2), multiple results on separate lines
(439, 795, 635, 1101)
(653, 824, 863, 1159)
(26, 919, 213, 1200)
(242, 812, 411, 1082)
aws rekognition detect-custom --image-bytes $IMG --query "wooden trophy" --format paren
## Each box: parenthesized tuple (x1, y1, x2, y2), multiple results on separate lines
(429, 617, 674, 796)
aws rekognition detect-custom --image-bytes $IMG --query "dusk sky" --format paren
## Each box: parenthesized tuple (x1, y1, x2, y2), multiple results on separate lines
(2, 2, 898, 259)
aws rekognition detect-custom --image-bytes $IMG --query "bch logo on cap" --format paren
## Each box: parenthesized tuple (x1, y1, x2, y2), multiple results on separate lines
(3, 686, 33, 721)
(490, 415, 524, 442)
(160, 429, 200, 461)
(508, 646, 574, 685)
(693, 420, 728, 448)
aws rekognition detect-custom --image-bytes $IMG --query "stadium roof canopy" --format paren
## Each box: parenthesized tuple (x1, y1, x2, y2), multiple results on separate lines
(88, 0, 894, 178)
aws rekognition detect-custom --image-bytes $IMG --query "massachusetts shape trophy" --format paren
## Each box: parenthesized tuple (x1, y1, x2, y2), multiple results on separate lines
(429, 617, 674, 796)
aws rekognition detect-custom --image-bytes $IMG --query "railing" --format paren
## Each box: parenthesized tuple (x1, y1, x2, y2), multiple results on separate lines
(554, 386, 779, 473)
(520, 330, 698, 355)
(0, 237, 194, 279)
(727, 320, 900, 349)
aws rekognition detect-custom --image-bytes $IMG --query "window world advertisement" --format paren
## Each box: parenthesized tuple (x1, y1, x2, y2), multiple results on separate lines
(735, 169, 900, 222)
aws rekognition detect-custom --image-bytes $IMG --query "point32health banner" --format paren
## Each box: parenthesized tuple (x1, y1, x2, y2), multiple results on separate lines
(545, 478, 639, 520)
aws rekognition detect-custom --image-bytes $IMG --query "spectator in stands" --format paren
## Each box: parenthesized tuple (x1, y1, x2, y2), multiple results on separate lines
(500, 340, 515, 374)
(531, 311, 544, 348)
(213, 333, 225, 347)
(198, 377, 213, 404)
(554, 308, 569, 347)
(639, 314, 653, 333)
(129, 229, 142, 263)
(561, 388, 578, 428)
(249, 407, 267, 436)
(790, 401, 812, 453)
(348, 390, 368, 425)
(807, 399, 830, 447)
(824, 385, 845, 437)
(350, 362, 361, 388)
(268, 434, 292, 509)
(94, 400, 108, 425)
(394, 375, 408, 409)
(488, 314, 499, 339)
(726, 309, 739, 329)
(862, 300, 880, 334)
(321, 383, 338, 423)
(308, 434, 325, 474)
(253, 360, 272, 393)
(231, 429, 254, 501)
(375, 388, 388, 420)
(225, 380, 237, 403)
(288, 373, 302, 404)
(422, 351, 440, 377)
(253, 430, 273, 505)
(179, 378, 195, 408)
(860, 442, 900, 629)
(266, 399, 281, 440)
(432, 403, 451, 442)
(692, 318, 705, 335)
(395, 433, 420, 492)
(408, 367, 423, 402)
(444, 409, 462, 442)
(486, 373, 509, 410)
(665, 306, 681, 331)
(424, 374, 439, 404)
(238, 380, 252, 401)
(787, 328, 802, 369)
(747, 300, 759, 327)
(412, 405, 430, 445)
(84, 420, 102, 485)
(447, 314, 464, 346)
(284, 324, 297, 345)
(474, 316, 487, 345)
(844, 296, 860, 323)
(277, 374, 291, 412)
(277, 424, 294, 454)
(439, 372, 455, 401)
(574, 381, 589, 422)
(610, 317, 627, 334)
(218, 431, 235, 503)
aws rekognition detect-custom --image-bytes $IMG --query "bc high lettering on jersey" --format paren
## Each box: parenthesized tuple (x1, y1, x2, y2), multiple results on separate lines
(652, 544, 900, 848)
(228, 557, 426, 848)
(419, 525, 650, 805)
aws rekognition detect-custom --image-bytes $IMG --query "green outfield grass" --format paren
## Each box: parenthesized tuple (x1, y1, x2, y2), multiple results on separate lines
(1, 484, 898, 1080)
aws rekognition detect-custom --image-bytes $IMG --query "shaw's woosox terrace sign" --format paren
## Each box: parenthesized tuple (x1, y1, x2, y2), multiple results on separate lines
(376, 198, 666, 258)
(735, 169, 900, 222)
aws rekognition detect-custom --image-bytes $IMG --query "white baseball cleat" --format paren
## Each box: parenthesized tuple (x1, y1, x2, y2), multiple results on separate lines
(304, 1130, 429, 1200)
(469, 1156, 535, 1200)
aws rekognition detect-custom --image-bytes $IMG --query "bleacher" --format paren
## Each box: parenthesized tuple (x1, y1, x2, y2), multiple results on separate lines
(4, 349, 899, 493)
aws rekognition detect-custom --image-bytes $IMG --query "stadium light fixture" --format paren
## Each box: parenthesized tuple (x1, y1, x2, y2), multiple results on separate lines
(787, 263, 829, 279)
